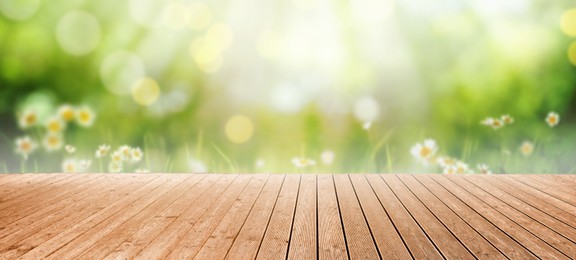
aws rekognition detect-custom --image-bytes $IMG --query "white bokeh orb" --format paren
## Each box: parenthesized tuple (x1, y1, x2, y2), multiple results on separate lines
(56, 10, 101, 56)
(100, 51, 145, 95)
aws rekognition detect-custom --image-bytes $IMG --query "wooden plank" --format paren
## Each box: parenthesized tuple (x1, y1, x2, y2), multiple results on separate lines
(333, 174, 380, 259)
(224, 175, 285, 260)
(469, 175, 576, 235)
(529, 175, 576, 195)
(365, 174, 442, 259)
(0, 174, 157, 258)
(316, 174, 347, 260)
(349, 174, 411, 259)
(287, 174, 317, 259)
(103, 174, 223, 259)
(397, 175, 505, 259)
(44, 174, 192, 259)
(255, 174, 300, 259)
(0, 174, 60, 202)
(0, 175, 102, 228)
(75, 175, 206, 259)
(0, 175, 86, 215)
(507, 175, 575, 205)
(433, 175, 569, 259)
(133, 174, 239, 259)
(19, 174, 171, 259)
(165, 175, 260, 259)
(382, 175, 474, 259)
(495, 176, 576, 217)
(0, 174, 102, 228)
(446, 175, 576, 258)
(531, 175, 576, 191)
(486, 177, 576, 225)
(413, 175, 536, 259)
(194, 175, 275, 259)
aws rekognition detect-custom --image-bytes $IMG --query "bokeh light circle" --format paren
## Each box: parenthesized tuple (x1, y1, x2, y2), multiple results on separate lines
(162, 1, 189, 29)
(225, 115, 254, 144)
(569, 42, 576, 66)
(561, 9, 576, 37)
(56, 10, 101, 56)
(187, 3, 212, 30)
(100, 51, 145, 96)
(129, 0, 164, 27)
(132, 77, 160, 106)
(207, 23, 234, 50)
(0, 0, 41, 21)
(353, 96, 380, 123)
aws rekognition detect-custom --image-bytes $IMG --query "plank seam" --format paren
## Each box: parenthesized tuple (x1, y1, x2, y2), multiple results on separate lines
(253, 174, 287, 260)
(441, 176, 570, 258)
(396, 175, 488, 258)
(364, 175, 414, 260)
(379, 175, 446, 260)
(459, 177, 576, 244)
(220, 176, 274, 259)
(409, 175, 510, 258)
(332, 175, 351, 260)
(283, 174, 302, 260)
(347, 174, 382, 260)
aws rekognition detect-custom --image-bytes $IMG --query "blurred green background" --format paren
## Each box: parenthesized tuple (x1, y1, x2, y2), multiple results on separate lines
(1, 0, 576, 173)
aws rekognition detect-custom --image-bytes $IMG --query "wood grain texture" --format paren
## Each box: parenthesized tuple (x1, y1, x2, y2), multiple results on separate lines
(0, 173, 573, 260)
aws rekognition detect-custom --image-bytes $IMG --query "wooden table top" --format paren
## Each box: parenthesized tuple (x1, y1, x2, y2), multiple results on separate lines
(0, 173, 574, 259)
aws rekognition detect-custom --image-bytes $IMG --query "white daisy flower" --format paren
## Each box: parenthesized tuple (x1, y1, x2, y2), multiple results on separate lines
(15, 136, 38, 159)
(320, 150, 335, 165)
(546, 112, 559, 127)
(410, 139, 438, 164)
(292, 157, 316, 168)
(520, 141, 534, 156)
(477, 164, 492, 175)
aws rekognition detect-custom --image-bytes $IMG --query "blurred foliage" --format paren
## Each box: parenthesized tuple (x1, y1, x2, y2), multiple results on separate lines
(1, 0, 576, 173)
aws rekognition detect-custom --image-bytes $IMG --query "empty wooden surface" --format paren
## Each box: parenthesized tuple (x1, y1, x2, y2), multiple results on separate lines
(0, 174, 575, 259)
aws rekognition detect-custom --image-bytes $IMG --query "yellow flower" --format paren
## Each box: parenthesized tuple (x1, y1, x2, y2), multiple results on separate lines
(95, 144, 111, 158)
(481, 117, 503, 130)
(43, 133, 64, 152)
(18, 110, 38, 129)
(292, 157, 316, 168)
(76, 106, 95, 127)
(545, 112, 559, 127)
(58, 104, 76, 122)
(119, 145, 132, 161)
(477, 164, 492, 175)
(15, 136, 38, 159)
(46, 117, 66, 133)
(443, 165, 456, 174)
(109, 162, 123, 173)
(65, 145, 76, 154)
(454, 162, 471, 174)
(437, 156, 457, 168)
(131, 147, 143, 162)
(520, 141, 534, 156)
(501, 115, 514, 125)
(111, 151, 123, 163)
(62, 159, 77, 173)
(410, 139, 438, 164)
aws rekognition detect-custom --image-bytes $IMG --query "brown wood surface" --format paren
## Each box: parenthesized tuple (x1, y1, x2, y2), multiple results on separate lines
(0, 173, 574, 259)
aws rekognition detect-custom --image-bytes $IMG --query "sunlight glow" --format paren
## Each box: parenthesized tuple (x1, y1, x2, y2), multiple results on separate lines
(561, 9, 576, 37)
(225, 115, 254, 144)
(132, 77, 160, 106)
